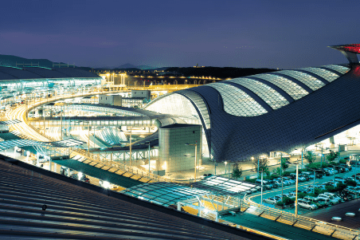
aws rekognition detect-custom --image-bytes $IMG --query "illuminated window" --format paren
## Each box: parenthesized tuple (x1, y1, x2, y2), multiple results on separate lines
(253, 74, 308, 100)
(300, 67, 339, 82)
(321, 64, 350, 75)
(278, 70, 325, 91)
(180, 90, 211, 129)
(230, 78, 289, 110)
(208, 83, 267, 117)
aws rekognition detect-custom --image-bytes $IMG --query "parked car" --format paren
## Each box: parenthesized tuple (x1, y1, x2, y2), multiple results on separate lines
(264, 196, 280, 204)
(289, 173, 297, 179)
(297, 199, 318, 210)
(315, 196, 333, 207)
(318, 193, 341, 204)
(300, 174, 310, 181)
(334, 178, 346, 184)
(320, 169, 331, 176)
(300, 188, 313, 194)
(282, 180, 291, 186)
(352, 173, 360, 179)
(345, 177, 356, 182)
(271, 180, 282, 188)
(346, 186, 360, 194)
(340, 164, 352, 171)
(303, 196, 327, 207)
(276, 193, 290, 199)
(350, 160, 360, 166)
(298, 176, 307, 182)
(255, 179, 273, 189)
(287, 179, 296, 185)
(288, 192, 297, 198)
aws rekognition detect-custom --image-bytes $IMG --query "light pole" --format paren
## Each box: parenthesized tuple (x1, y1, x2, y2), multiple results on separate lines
(214, 157, 217, 176)
(280, 152, 284, 203)
(224, 161, 227, 176)
(261, 169, 263, 206)
(185, 142, 198, 182)
(129, 127, 132, 167)
(228, 161, 231, 178)
(301, 148, 304, 169)
(146, 141, 151, 176)
(295, 164, 299, 218)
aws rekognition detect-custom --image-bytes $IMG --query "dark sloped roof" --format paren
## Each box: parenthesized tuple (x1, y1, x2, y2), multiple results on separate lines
(0, 157, 268, 240)
(53, 68, 99, 78)
(0, 66, 42, 79)
(24, 67, 70, 78)
(0, 71, 16, 80)
(0, 66, 100, 80)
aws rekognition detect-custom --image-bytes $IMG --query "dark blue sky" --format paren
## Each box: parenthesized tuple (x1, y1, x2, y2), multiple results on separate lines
(1, 0, 359, 68)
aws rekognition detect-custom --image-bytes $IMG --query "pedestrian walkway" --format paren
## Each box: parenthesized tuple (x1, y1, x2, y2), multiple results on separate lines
(52, 159, 143, 188)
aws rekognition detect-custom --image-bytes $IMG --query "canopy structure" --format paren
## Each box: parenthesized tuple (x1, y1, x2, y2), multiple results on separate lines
(191, 176, 258, 196)
(0, 138, 85, 151)
(121, 182, 209, 207)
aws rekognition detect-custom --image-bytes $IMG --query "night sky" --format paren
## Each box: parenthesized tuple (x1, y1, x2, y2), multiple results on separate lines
(1, 0, 359, 69)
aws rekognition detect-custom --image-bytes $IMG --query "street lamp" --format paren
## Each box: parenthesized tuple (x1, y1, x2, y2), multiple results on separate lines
(185, 142, 197, 182)
(224, 161, 227, 176)
(146, 141, 151, 176)
(295, 163, 299, 218)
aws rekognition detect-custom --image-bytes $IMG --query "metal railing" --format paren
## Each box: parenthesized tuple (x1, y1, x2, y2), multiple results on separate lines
(243, 196, 359, 239)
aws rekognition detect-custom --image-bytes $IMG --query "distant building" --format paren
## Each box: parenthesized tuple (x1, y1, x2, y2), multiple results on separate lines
(99, 95, 122, 106)
(158, 124, 202, 175)
(131, 90, 151, 99)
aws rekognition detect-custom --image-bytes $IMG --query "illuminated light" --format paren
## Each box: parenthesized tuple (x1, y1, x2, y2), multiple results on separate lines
(203, 209, 208, 214)
(331, 44, 360, 54)
(78, 172, 83, 180)
(352, 65, 360, 77)
(102, 181, 110, 189)
(162, 161, 167, 170)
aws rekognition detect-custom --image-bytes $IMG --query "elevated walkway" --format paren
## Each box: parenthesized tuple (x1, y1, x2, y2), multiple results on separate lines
(52, 159, 142, 188)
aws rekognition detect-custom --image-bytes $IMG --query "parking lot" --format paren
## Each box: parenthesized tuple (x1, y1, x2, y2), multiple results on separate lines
(248, 163, 360, 216)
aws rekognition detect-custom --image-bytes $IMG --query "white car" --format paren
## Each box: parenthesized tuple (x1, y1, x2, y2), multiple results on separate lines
(315, 197, 333, 207)
(264, 196, 280, 204)
(297, 199, 318, 210)
(318, 193, 341, 204)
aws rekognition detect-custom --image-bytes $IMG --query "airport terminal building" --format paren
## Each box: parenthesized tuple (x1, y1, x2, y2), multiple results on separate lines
(145, 44, 360, 162)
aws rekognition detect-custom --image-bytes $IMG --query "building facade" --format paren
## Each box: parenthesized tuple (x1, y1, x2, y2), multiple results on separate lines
(145, 44, 360, 162)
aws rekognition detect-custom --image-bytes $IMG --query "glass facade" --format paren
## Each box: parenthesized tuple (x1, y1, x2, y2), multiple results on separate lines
(145, 93, 209, 156)
(277, 70, 325, 91)
(300, 67, 339, 82)
(122, 182, 209, 207)
(321, 64, 350, 75)
(180, 90, 211, 129)
(207, 82, 267, 117)
(146, 93, 200, 120)
(253, 74, 309, 100)
(230, 78, 289, 110)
